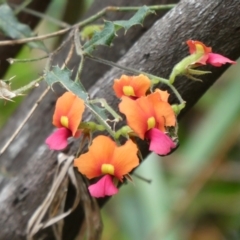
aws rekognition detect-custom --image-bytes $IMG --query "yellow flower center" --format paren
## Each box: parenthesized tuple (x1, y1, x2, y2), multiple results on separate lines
(123, 86, 135, 96)
(147, 117, 156, 130)
(101, 164, 114, 175)
(195, 43, 205, 54)
(60, 116, 69, 128)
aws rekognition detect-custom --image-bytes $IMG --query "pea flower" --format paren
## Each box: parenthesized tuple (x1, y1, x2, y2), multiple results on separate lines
(119, 90, 176, 155)
(45, 92, 85, 150)
(113, 74, 151, 98)
(74, 135, 139, 198)
(187, 40, 236, 66)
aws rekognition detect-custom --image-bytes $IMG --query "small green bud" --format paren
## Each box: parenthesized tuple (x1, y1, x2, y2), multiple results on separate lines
(80, 24, 104, 41)
(172, 103, 186, 115)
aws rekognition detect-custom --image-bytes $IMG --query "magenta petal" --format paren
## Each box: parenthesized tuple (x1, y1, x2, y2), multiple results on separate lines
(45, 128, 72, 150)
(88, 175, 118, 198)
(146, 128, 176, 155)
(207, 53, 236, 67)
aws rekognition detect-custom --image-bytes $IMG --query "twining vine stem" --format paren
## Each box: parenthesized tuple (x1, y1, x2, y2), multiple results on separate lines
(86, 55, 185, 105)
(0, 4, 176, 46)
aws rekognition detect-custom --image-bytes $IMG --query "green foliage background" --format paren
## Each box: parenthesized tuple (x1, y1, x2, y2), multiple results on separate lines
(1, 1, 240, 240)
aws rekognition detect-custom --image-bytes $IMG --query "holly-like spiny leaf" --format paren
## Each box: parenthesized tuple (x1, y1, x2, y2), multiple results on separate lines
(83, 21, 115, 54)
(0, 4, 48, 52)
(114, 5, 155, 31)
(44, 66, 88, 101)
(44, 66, 110, 122)
(83, 6, 154, 54)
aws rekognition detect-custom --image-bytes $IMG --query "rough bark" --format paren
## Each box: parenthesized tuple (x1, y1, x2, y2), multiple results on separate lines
(0, 0, 51, 77)
(1, 0, 240, 239)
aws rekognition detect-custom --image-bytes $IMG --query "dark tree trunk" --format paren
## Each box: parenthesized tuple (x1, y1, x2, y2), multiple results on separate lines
(0, 0, 240, 239)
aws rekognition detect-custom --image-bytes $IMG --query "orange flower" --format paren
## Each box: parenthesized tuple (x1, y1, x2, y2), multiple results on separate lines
(74, 135, 139, 198)
(113, 74, 151, 98)
(119, 91, 176, 155)
(186, 40, 236, 66)
(74, 135, 139, 180)
(119, 91, 175, 139)
(53, 92, 85, 136)
(45, 92, 85, 150)
(187, 40, 212, 55)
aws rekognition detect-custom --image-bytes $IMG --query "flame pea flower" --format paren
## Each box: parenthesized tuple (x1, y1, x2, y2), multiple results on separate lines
(113, 74, 151, 98)
(119, 90, 176, 155)
(74, 135, 139, 198)
(187, 40, 236, 67)
(45, 92, 85, 150)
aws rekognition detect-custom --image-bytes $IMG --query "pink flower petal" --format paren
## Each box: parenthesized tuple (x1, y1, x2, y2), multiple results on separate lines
(45, 128, 72, 150)
(146, 128, 176, 155)
(88, 175, 118, 198)
(207, 53, 236, 67)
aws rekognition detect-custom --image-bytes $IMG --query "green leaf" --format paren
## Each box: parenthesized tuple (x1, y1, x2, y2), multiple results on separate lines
(114, 6, 154, 31)
(44, 66, 88, 101)
(44, 66, 111, 124)
(83, 21, 115, 54)
(83, 6, 154, 54)
(80, 24, 104, 41)
(0, 4, 47, 52)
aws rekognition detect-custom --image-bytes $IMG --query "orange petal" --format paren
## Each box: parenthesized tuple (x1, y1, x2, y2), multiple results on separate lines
(146, 91, 176, 129)
(131, 74, 151, 97)
(186, 40, 212, 55)
(113, 75, 130, 98)
(113, 74, 151, 98)
(136, 96, 155, 119)
(53, 92, 85, 135)
(154, 89, 170, 102)
(153, 101, 176, 128)
(67, 96, 85, 135)
(53, 92, 74, 128)
(112, 140, 139, 180)
(74, 136, 116, 179)
(119, 96, 148, 139)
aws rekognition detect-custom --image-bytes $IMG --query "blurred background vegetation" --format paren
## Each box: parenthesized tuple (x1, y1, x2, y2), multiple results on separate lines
(1, 1, 240, 240)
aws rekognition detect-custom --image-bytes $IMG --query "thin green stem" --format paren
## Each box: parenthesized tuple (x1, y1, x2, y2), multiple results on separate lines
(74, 27, 85, 83)
(89, 98, 122, 122)
(7, 55, 49, 64)
(0, 6, 103, 46)
(107, 4, 176, 11)
(167, 83, 185, 105)
(85, 102, 116, 138)
(75, 57, 85, 83)
(80, 122, 105, 132)
(87, 55, 185, 104)
(13, 76, 43, 95)
(147, 74, 185, 104)
(86, 54, 144, 75)
(0, 4, 175, 46)
(76, 8, 107, 28)
(76, 4, 176, 29)
(13, 0, 31, 15)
